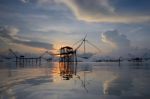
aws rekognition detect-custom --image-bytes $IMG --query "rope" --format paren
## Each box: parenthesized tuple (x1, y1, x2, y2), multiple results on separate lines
(86, 40, 101, 53)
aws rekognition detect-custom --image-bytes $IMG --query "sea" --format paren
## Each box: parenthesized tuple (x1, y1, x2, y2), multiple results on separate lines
(0, 60, 150, 99)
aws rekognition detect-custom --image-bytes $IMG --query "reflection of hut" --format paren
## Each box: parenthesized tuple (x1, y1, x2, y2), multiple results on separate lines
(103, 76, 132, 95)
(59, 62, 76, 80)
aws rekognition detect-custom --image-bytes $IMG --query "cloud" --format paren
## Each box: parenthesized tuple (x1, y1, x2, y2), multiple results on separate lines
(60, 0, 150, 23)
(36, 0, 56, 5)
(15, 40, 53, 50)
(123, 24, 150, 49)
(20, 0, 30, 3)
(0, 26, 21, 40)
(20, 0, 56, 5)
(0, 26, 53, 51)
(4, 26, 19, 36)
(101, 30, 130, 49)
(100, 29, 150, 57)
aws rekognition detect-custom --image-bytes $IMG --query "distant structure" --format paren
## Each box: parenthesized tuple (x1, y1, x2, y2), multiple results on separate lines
(58, 35, 101, 80)
(72, 34, 101, 58)
(6, 35, 101, 68)
(128, 57, 143, 62)
(59, 46, 77, 62)
(8, 49, 50, 67)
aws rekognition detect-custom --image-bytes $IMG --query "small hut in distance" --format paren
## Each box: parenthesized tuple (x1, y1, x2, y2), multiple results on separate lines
(59, 46, 76, 62)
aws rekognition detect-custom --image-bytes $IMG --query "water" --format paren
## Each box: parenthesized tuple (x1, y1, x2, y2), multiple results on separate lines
(0, 61, 150, 99)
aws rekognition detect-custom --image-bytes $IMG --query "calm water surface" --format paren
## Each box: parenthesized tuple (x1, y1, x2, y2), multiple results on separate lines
(0, 61, 150, 99)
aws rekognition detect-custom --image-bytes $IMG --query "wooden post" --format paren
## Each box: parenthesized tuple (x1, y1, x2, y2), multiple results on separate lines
(39, 57, 41, 66)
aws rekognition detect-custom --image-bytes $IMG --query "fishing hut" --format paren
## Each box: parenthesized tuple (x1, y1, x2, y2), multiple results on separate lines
(59, 46, 77, 62)
(9, 49, 42, 67)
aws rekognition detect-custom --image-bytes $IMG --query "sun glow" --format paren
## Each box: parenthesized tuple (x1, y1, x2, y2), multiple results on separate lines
(50, 62, 62, 82)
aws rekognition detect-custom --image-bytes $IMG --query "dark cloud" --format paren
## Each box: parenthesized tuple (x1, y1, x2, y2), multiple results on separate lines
(109, 0, 150, 15)
(71, 0, 114, 15)
(14, 40, 53, 50)
(60, 0, 150, 23)
(0, 26, 53, 50)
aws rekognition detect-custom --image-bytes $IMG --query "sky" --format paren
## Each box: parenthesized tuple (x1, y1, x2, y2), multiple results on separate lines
(0, 0, 150, 57)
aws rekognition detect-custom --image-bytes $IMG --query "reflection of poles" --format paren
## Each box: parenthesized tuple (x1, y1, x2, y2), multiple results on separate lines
(7, 62, 12, 77)
(16, 57, 18, 67)
(84, 39, 86, 54)
(8, 63, 12, 77)
(74, 51, 77, 75)
(45, 62, 51, 77)
(83, 72, 85, 87)
(39, 57, 41, 66)
(118, 57, 122, 67)
(8, 67, 12, 77)
(32, 58, 33, 65)
(76, 72, 88, 93)
(35, 58, 37, 64)
(74, 62, 77, 76)
(15, 57, 42, 67)
(83, 71, 88, 93)
(22, 58, 24, 67)
(19, 58, 21, 66)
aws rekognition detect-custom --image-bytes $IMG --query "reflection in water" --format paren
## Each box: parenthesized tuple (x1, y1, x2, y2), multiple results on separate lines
(59, 62, 77, 80)
(103, 75, 133, 95)
(0, 61, 150, 99)
(103, 75, 118, 95)
(78, 63, 92, 93)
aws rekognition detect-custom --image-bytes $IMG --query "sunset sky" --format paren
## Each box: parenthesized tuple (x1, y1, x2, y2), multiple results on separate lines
(0, 0, 150, 56)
